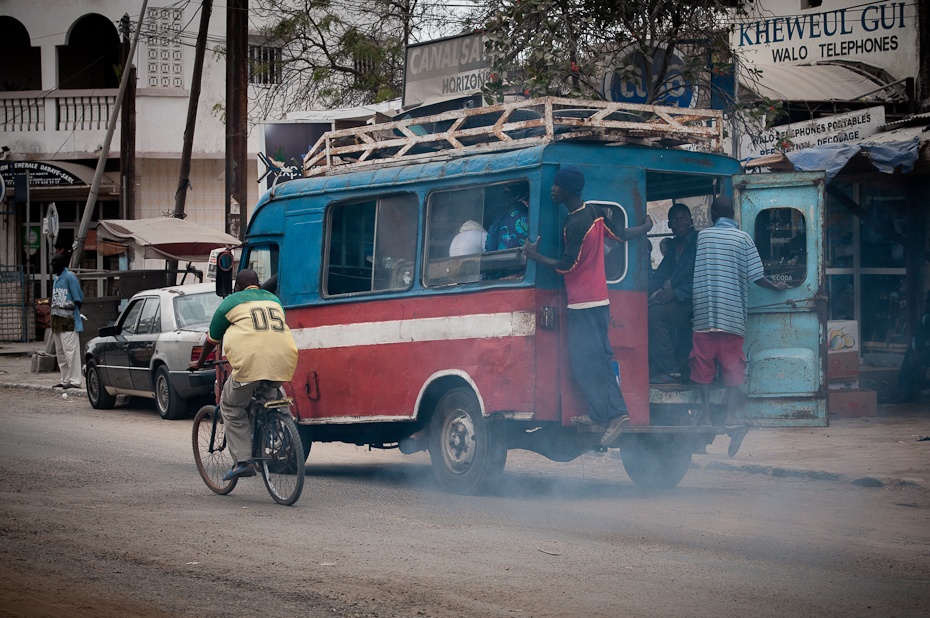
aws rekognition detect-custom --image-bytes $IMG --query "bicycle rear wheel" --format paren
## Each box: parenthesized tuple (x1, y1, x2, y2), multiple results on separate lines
(192, 404, 237, 495)
(258, 410, 305, 506)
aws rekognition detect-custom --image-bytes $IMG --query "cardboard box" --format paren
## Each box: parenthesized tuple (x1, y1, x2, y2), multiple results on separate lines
(827, 320, 859, 352)
(828, 378, 858, 390)
(828, 388, 877, 418)
(827, 349, 859, 380)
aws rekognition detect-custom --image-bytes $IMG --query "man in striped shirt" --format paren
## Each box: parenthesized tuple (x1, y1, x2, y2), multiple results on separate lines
(691, 196, 787, 454)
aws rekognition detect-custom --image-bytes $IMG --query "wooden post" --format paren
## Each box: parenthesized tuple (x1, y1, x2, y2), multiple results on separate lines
(225, 0, 248, 240)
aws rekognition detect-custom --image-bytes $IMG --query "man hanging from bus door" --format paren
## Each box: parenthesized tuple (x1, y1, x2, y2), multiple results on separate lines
(690, 196, 788, 457)
(523, 166, 652, 447)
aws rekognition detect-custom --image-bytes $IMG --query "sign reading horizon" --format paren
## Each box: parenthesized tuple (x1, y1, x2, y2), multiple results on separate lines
(733, 0, 918, 79)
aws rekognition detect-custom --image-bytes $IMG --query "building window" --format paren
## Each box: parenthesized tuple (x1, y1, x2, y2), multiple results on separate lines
(145, 6, 185, 89)
(825, 182, 908, 362)
(249, 45, 283, 86)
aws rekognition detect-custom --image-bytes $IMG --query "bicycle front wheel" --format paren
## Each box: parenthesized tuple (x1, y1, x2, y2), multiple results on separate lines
(258, 410, 305, 506)
(192, 404, 237, 495)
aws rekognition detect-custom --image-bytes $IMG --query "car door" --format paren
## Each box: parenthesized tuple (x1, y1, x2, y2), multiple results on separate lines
(735, 171, 827, 427)
(128, 297, 162, 392)
(102, 299, 146, 390)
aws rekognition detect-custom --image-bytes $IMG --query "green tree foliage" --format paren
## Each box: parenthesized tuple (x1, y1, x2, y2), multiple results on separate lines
(249, 0, 455, 117)
(473, 0, 783, 128)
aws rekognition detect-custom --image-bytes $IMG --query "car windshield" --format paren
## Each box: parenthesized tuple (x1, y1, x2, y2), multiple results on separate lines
(174, 292, 222, 328)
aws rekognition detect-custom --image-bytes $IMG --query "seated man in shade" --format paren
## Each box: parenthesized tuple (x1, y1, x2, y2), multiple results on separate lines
(648, 203, 697, 384)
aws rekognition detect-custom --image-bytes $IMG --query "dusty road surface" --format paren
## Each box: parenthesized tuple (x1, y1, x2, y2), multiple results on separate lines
(1, 387, 929, 618)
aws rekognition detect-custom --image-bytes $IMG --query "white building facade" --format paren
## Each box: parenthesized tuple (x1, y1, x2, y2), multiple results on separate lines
(0, 0, 265, 303)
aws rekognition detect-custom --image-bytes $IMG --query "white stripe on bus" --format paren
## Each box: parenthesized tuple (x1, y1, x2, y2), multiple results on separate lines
(291, 311, 537, 350)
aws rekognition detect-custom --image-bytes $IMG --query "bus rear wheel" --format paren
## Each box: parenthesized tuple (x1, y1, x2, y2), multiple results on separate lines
(428, 387, 506, 495)
(619, 433, 692, 489)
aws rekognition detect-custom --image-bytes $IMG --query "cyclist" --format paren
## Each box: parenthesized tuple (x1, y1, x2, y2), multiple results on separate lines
(189, 269, 299, 480)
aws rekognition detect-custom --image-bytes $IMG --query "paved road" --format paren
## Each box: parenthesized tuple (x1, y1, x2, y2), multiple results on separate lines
(1, 387, 929, 617)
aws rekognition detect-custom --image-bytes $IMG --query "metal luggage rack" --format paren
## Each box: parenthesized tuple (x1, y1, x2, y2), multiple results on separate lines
(302, 96, 724, 177)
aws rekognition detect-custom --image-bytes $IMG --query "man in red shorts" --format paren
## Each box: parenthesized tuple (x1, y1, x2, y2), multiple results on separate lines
(691, 196, 788, 455)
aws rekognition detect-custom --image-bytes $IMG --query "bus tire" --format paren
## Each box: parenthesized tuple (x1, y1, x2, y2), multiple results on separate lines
(295, 424, 313, 463)
(619, 433, 692, 489)
(428, 387, 506, 495)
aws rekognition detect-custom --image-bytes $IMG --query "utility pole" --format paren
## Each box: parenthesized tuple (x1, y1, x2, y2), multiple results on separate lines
(119, 13, 137, 220)
(71, 0, 147, 270)
(225, 0, 248, 240)
(173, 0, 214, 220)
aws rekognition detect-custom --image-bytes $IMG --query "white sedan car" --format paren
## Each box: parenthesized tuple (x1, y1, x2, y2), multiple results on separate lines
(84, 283, 222, 419)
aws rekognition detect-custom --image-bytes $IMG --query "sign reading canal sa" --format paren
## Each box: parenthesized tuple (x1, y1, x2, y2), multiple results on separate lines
(404, 33, 491, 108)
(739, 106, 885, 159)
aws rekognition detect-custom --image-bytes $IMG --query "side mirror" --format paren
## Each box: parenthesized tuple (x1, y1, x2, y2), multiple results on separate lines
(215, 249, 234, 297)
(98, 325, 118, 337)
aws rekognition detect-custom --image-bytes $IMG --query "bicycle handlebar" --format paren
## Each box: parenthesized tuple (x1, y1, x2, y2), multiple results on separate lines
(189, 359, 229, 371)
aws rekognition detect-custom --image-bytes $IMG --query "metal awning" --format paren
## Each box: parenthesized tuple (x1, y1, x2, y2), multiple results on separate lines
(741, 62, 905, 103)
(96, 218, 241, 262)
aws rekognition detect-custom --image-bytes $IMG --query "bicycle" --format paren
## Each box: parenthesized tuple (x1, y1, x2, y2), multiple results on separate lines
(192, 360, 305, 506)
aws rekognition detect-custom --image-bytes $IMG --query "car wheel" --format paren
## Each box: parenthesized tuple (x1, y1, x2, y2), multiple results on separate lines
(86, 360, 116, 409)
(155, 365, 189, 420)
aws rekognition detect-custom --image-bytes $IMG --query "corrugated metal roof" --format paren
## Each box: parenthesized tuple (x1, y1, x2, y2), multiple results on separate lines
(742, 63, 900, 103)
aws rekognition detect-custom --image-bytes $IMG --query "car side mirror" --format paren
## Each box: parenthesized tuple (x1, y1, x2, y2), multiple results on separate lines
(98, 325, 118, 337)
(215, 249, 234, 297)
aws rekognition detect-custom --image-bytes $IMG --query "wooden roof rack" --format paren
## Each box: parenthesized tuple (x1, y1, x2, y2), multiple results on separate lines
(302, 96, 724, 177)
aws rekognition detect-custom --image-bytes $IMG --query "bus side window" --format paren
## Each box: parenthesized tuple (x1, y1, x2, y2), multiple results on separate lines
(424, 180, 529, 287)
(324, 194, 418, 296)
(754, 208, 807, 288)
(425, 186, 486, 285)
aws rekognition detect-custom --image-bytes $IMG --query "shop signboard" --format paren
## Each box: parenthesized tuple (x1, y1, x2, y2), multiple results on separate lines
(404, 32, 490, 108)
(23, 225, 40, 256)
(733, 0, 919, 80)
(601, 45, 698, 108)
(739, 106, 885, 159)
(0, 161, 83, 189)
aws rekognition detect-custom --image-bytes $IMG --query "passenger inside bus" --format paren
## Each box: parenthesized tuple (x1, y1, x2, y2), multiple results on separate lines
(648, 203, 698, 384)
(483, 182, 530, 279)
(448, 220, 487, 257)
(485, 183, 529, 252)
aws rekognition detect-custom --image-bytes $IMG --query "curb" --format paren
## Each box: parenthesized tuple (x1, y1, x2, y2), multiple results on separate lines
(0, 381, 88, 399)
(703, 460, 927, 490)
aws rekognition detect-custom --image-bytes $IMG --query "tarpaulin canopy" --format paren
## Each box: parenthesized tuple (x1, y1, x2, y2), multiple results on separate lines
(786, 132, 922, 182)
(96, 218, 241, 262)
(745, 124, 928, 183)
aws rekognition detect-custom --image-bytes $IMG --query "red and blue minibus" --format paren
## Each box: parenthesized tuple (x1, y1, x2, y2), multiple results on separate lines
(237, 98, 826, 493)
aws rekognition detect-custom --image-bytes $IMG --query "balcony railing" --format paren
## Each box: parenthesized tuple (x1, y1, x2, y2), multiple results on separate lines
(0, 91, 45, 131)
(0, 89, 118, 132)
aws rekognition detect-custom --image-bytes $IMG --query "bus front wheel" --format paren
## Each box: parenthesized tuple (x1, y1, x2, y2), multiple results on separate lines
(428, 387, 506, 495)
(619, 433, 692, 489)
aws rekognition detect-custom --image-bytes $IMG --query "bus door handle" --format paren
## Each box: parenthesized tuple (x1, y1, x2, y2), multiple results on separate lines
(305, 371, 319, 401)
